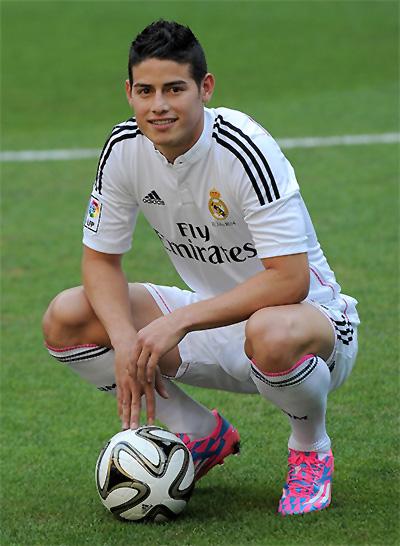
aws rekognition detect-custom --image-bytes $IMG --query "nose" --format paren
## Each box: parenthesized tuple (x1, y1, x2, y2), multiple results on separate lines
(151, 91, 169, 114)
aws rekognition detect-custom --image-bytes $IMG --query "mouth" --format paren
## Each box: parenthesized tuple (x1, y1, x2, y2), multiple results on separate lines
(148, 118, 177, 128)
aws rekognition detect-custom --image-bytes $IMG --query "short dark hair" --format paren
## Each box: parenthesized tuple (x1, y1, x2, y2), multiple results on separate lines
(128, 20, 207, 88)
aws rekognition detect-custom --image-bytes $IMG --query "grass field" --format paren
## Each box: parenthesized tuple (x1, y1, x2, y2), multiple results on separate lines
(1, 1, 399, 545)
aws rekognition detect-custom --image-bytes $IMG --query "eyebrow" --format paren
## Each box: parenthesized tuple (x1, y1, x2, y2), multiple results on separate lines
(133, 80, 188, 88)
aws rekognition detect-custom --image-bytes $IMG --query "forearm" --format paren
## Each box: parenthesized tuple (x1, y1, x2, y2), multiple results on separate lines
(173, 254, 310, 334)
(82, 248, 136, 347)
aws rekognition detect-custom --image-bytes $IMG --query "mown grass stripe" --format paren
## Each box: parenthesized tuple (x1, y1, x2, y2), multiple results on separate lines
(1, 133, 398, 162)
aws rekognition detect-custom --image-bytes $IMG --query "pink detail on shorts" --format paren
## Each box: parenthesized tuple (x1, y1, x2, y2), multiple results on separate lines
(45, 343, 98, 352)
(310, 267, 350, 322)
(251, 354, 315, 377)
(148, 284, 172, 314)
(310, 267, 336, 299)
(342, 298, 349, 321)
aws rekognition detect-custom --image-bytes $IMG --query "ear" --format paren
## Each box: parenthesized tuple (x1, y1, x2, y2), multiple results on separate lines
(125, 79, 134, 106)
(201, 73, 215, 104)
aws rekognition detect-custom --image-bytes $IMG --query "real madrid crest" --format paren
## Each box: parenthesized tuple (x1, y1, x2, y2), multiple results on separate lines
(208, 188, 229, 221)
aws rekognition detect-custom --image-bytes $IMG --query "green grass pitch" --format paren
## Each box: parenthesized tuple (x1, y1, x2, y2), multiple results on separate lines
(1, 1, 399, 545)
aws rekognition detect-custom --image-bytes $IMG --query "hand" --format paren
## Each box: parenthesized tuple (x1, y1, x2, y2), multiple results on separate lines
(114, 343, 169, 430)
(131, 313, 186, 387)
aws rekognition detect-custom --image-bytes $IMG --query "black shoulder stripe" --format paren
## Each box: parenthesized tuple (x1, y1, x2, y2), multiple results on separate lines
(97, 118, 138, 164)
(94, 118, 139, 194)
(212, 132, 265, 205)
(115, 116, 137, 128)
(111, 118, 138, 136)
(214, 120, 273, 203)
(216, 115, 280, 200)
(95, 127, 141, 194)
(109, 125, 138, 139)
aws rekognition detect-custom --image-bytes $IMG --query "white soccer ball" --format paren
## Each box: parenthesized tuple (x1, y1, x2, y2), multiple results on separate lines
(95, 426, 195, 522)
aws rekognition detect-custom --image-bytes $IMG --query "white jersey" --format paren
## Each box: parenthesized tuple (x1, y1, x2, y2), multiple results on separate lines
(83, 107, 359, 325)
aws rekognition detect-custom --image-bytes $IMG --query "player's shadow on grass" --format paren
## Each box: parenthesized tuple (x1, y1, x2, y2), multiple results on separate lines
(188, 481, 279, 521)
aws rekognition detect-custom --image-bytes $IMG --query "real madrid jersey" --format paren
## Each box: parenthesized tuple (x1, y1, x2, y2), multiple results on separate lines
(83, 107, 359, 324)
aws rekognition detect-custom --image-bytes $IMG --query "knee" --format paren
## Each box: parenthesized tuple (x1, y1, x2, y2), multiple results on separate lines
(245, 309, 301, 373)
(42, 287, 89, 347)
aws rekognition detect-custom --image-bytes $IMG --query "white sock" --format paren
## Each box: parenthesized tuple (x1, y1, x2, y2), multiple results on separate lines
(157, 379, 216, 439)
(46, 344, 215, 439)
(251, 354, 331, 452)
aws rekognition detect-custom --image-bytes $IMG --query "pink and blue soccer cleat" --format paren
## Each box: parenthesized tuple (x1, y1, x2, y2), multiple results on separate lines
(176, 409, 240, 481)
(278, 449, 334, 515)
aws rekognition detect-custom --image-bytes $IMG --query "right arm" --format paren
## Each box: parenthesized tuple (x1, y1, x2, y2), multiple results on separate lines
(82, 245, 167, 429)
(82, 122, 168, 427)
(82, 246, 135, 349)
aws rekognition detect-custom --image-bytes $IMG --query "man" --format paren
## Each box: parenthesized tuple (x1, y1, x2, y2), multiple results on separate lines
(43, 20, 359, 515)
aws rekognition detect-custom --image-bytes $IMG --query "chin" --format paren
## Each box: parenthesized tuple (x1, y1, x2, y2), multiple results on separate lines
(152, 131, 181, 146)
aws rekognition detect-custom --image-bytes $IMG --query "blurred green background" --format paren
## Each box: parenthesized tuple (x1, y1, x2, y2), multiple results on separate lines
(2, 0, 397, 150)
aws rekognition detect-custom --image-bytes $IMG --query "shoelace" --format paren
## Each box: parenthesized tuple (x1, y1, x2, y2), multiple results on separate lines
(286, 453, 324, 496)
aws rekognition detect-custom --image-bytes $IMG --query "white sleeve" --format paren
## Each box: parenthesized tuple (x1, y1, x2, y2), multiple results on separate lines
(236, 132, 308, 259)
(244, 191, 308, 258)
(83, 141, 138, 254)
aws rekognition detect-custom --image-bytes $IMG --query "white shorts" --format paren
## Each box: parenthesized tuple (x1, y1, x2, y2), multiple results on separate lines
(308, 301, 359, 392)
(142, 283, 358, 394)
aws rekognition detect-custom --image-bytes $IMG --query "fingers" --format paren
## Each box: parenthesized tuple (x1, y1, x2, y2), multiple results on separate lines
(129, 343, 141, 382)
(135, 346, 149, 385)
(120, 388, 132, 431)
(117, 387, 124, 421)
(137, 350, 160, 426)
(136, 346, 160, 386)
(116, 375, 142, 430)
(129, 380, 142, 430)
(146, 352, 159, 384)
(155, 367, 169, 399)
(144, 381, 156, 426)
(119, 379, 156, 429)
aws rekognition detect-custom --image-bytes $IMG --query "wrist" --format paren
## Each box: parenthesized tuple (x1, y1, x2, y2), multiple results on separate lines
(172, 306, 196, 335)
(109, 326, 137, 351)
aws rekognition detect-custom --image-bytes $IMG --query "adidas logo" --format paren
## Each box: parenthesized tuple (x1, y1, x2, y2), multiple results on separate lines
(142, 190, 165, 205)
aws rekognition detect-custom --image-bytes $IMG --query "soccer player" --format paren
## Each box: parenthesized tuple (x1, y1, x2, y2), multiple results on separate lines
(42, 20, 359, 515)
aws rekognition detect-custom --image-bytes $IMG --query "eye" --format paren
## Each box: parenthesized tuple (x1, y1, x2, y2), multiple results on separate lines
(170, 86, 183, 94)
(137, 87, 151, 95)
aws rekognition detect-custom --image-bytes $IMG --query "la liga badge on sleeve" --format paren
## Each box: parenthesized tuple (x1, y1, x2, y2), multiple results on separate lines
(84, 195, 102, 233)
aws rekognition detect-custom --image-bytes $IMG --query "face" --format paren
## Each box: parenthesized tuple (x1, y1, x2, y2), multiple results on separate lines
(125, 58, 214, 163)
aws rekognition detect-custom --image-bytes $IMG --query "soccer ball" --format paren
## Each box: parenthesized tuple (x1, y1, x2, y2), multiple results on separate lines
(95, 426, 195, 522)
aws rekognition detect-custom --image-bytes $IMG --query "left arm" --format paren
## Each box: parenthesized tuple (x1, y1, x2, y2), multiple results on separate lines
(134, 252, 309, 383)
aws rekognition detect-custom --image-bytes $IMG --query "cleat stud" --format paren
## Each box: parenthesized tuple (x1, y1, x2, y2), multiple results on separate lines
(232, 441, 241, 455)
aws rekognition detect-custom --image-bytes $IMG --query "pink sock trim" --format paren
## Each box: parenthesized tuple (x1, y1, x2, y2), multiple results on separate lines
(45, 342, 99, 352)
(251, 354, 315, 377)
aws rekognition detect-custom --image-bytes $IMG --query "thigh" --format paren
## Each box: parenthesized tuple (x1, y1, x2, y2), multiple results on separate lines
(45, 284, 181, 374)
(49, 284, 167, 345)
